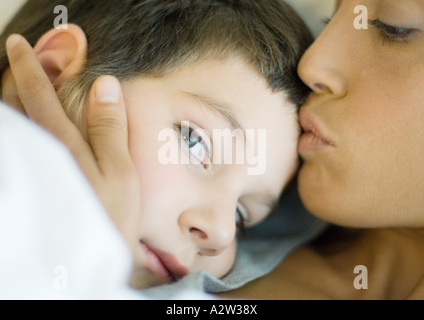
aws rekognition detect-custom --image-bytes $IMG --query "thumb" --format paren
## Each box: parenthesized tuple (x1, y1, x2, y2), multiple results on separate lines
(86, 75, 132, 175)
(1, 68, 26, 115)
(86, 76, 141, 251)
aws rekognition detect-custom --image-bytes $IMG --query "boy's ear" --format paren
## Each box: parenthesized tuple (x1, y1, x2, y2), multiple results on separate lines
(33, 24, 87, 89)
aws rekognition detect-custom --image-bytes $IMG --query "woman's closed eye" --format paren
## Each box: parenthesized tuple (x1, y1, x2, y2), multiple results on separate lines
(175, 121, 212, 169)
(369, 19, 419, 45)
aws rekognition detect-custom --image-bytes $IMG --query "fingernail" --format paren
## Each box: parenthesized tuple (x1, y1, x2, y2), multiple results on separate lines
(96, 76, 121, 104)
(6, 34, 21, 51)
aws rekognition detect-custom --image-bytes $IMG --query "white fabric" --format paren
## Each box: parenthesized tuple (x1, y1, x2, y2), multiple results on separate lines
(285, 0, 335, 37)
(0, 0, 26, 32)
(0, 102, 214, 300)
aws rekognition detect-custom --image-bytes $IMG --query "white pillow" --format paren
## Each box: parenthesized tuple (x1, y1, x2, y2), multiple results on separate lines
(0, 0, 26, 33)
(285, 0, 335, 38)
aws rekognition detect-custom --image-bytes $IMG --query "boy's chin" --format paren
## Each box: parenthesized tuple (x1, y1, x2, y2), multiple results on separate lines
(129, 268, 164, 289)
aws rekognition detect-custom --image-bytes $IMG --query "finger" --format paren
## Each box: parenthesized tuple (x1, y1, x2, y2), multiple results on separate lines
(5, 34, 76, 138)
(1, 68, 27, 115)
(6, 34, 101, 183)
(86, 76, 141, 249)
(86, 75, 133, 175)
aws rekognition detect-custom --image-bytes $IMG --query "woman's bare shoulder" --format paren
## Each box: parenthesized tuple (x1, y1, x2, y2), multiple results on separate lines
(220, 227, 424, 300)
(219, 227, 376, 300)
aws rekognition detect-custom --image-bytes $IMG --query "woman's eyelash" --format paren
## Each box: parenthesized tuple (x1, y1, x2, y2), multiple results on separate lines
(369, 19, 418, 46)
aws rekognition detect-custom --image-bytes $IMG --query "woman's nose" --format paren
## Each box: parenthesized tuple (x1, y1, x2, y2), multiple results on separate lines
(297, 18, 348, 98)
(178, 202, 237, 257)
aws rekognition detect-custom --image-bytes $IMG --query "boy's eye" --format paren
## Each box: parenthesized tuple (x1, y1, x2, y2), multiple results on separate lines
(369, 19, 418, 45)
(235, 202, 248, 231)
(178, 122, 212, 169)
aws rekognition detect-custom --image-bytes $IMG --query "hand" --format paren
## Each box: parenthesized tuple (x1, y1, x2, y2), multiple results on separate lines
(5, 34, 141, 256)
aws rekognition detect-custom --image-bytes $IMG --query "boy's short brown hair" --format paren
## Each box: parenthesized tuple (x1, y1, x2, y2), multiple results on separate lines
(0, 0, 313, 125)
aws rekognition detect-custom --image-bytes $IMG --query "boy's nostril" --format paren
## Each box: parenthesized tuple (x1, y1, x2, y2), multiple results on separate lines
(189, 227, 207, 240)
(198, 248, 218, 256)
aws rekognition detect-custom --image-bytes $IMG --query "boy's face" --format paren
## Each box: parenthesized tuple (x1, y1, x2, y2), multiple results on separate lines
(122, 58, 300, 288)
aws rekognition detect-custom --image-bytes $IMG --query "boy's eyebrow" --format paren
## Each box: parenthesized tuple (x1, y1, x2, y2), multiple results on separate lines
(183, 90, 282, 212)
(182, 91, 245, 133)
(184, 90, 281, 216)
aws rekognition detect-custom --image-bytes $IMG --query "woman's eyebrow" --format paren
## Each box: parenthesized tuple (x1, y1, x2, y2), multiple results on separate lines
(182, 91, 245, 133)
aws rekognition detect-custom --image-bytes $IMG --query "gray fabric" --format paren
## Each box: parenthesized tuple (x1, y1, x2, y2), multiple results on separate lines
(140, 181, 328, 298)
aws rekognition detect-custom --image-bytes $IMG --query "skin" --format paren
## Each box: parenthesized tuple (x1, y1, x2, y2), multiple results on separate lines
(298, 0, 424, 228)
(123, 58, 300, 287)
(2, 30, 300, 288)
(222, 0, 424, 300)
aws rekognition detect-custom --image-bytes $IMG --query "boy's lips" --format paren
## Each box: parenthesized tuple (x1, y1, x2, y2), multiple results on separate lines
(298, 108, 335, 152)
(139, 241, 188, 283)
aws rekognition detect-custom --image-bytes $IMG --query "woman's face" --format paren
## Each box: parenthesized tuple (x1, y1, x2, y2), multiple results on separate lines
(297, 0, 424, 228)
(124, 58, 300, 288)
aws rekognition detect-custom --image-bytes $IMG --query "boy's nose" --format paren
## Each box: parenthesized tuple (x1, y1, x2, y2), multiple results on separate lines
(178, 202, 237, 256)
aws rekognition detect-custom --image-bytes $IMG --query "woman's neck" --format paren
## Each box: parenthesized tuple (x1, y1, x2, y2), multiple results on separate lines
(308, 227, 424, 299)
(345, 228, 424, 299)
